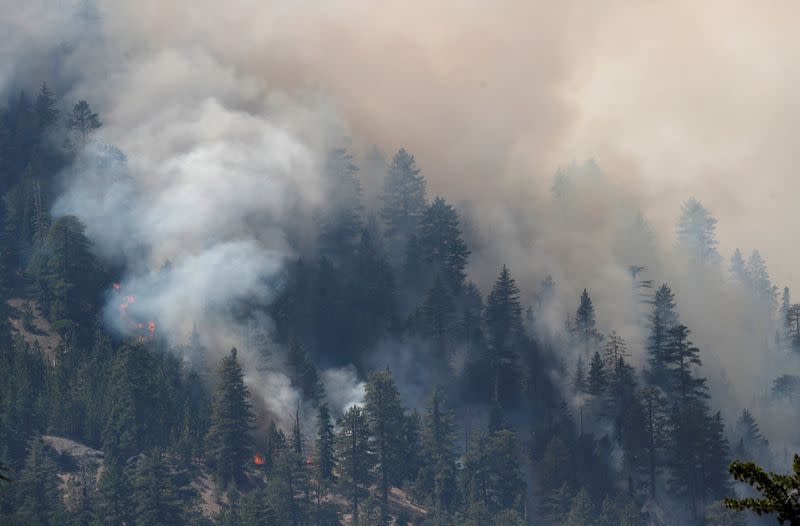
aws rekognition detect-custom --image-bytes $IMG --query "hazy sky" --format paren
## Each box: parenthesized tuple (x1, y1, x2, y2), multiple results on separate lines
(75, 0, 799, 289)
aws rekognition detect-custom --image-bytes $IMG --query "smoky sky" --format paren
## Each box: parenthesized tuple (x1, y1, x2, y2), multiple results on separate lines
(62, 0, 798, 290)
(5, 0, 800, 436)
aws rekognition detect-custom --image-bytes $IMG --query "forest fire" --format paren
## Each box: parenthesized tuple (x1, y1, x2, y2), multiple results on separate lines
(253, 454, 265, 465)
(119, 295, 135, 315)
(113, 283, 156, 340)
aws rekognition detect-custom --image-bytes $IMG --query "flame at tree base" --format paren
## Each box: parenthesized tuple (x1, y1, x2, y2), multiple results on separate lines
(253, 453, 265, 465)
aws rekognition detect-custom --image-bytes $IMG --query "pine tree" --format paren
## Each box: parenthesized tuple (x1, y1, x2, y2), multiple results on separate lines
(381, 148, 426, 239)
(132, 449, 187, 526)
(364, 369, 406, 525)
(238, 489, 276, 526)
(646, 284, 678, 389)
(315, 403, 336, 482)
(747, 250, 778, 314)
(350, 227, 396, 353)
(573, 356, 586, 394)
(318, 148, 363, 259)
(14, 436, 66, 524)
(205, 348, 255, 488)
(677, 197, 720, 264)
(286, 342, 324, 404)
(292, 408, 303, 456)
(664, 324, 707, 404)
(419, 196, 470, 291)
(635, 387, 667, 498)
(574, 289, 600, 355)
(335, 406, 373, 524)
(780, 287, 791, 342)
(32, 214, 97, 332)
(729, 248, 748, 286)
(725, 454, 800, 524)
(483, 429, 526, 513)
(269, 448, 308, 526)
(34, 83, 59, 131)
(587, 351, 606, 397)
(785, 304, 800, 351)
(418, 387, 458, 514)
(734, 409, 769, 464)
(66, 100, 102, 147)
(93, 454, 133, 525)
(422, 276, 455, 364)
(602, 331, 629, 370)
(485, 265, 522, 406)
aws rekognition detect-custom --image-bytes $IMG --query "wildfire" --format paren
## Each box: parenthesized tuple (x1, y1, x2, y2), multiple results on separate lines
(253, 454, 265, 465)
(113, 283, 156, 341)
(306, 456, 313, 466)
(120, 295, 136, 315)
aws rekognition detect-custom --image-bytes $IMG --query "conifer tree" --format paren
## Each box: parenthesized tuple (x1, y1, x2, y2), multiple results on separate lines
(603, 331, 629, 370)
(664, 324, 707, 404)
(422, 276, 455, 364)
(587, 351, 607, 397)
(729, 248, 748, 286)
(747, 250, 778, 313)
(315, 403, 336, 482)
(573, 356, 586, 394)
(238, 489, 277, 526)
(485, 265, 522, 405)
(419, 196, 470, 291)
(93, 454, 133, 525)
(335, 406, 373, 524)
(34, 83, 59, 131)
(483, 429, 525, 514)
(132, 449, 187, 526)
(269, 448, 308, 526)
(785, 304, 800, 351)
(677, 197, 721, 264)
(725, 454, 800, 524)
(734, 409, 769, 464)
(646, 283, 678, 389)
(205, 348, 255, 488)
(318, 148, 363, 259)
(67, 100, 102, 147)
(418, 387, 458, 514)
(14, 436, 65, 524)
(635, 387, 667, 498)
(574, 289, 600, 355)
(287, 342, 324, 404)
(381, 148, 426, 239)
(364, 369, 406, 525)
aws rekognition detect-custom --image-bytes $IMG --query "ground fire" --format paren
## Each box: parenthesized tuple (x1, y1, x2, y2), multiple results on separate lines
(253, 454, 265, 465)
(113, 283, 156, 341)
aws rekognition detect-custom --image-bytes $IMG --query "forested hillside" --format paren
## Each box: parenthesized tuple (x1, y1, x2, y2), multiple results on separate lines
(4, 1, 800, 524)
(0, 81, 797, 526)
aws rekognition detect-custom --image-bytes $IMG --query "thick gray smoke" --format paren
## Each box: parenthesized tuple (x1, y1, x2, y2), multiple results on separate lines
(5, 0, 800, 448)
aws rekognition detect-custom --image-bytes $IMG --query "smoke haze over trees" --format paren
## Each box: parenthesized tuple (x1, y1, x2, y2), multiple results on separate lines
(2, 0, 800, 524)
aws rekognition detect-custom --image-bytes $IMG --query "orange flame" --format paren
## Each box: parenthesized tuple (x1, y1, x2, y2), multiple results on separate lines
(306, 456, 313, 466)
(253, 454, 265, 465)
(148, 321, 156, 338)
